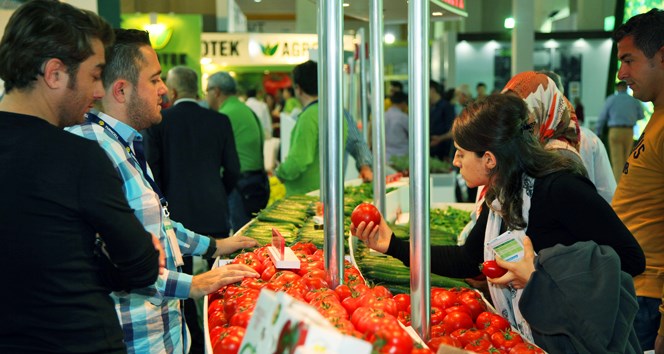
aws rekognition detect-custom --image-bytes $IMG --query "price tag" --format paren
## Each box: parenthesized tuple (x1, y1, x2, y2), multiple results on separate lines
(272, 228, 285, 260)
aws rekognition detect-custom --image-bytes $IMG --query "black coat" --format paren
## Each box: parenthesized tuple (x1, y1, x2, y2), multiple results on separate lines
(144, 101, 241, 235)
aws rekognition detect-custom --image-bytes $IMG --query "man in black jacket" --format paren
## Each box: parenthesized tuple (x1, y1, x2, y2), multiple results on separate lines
(144, 65, 241, 353)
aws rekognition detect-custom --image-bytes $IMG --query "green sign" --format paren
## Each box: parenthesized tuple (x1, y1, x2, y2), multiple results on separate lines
(122, 14, 202, 89)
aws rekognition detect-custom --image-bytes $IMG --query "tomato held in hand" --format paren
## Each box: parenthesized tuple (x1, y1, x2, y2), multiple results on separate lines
(480, 260, 508, 278)
(350, 203, 381, 228)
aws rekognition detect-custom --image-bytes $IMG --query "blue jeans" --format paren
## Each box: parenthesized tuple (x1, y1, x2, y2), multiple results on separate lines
(634, 296, 662, 351)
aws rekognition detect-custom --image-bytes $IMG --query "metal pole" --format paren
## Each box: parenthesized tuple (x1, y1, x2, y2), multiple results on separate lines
(358, 28, 369, 144)
(408, 0, 431, 341)
(318, 0, 344, 289)
(370, 0, 386, 216)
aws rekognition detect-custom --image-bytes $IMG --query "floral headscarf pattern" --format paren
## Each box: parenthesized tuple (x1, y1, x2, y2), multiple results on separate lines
(501, 71, 581, 151)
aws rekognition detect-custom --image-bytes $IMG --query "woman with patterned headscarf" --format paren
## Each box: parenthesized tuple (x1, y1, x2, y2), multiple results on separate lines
(501, 71, 582, 158)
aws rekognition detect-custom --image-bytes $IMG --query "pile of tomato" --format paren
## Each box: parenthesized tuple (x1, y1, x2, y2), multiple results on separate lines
(206, 242, 544, 354)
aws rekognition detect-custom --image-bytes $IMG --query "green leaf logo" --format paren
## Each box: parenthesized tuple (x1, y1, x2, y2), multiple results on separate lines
(260, 43, 279, 56)
(147, 26, 173, 50)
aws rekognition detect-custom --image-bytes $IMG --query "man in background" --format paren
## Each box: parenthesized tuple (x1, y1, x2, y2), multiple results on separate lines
(67, 29, 257, 354)
(596, 80, 645, 182)
(245, 87, 272, 139)
(276, 60, 347, 195)
(144, 66, 242, 353)
(0, 2, 160, 353)
(429, 80, 456, 162)
(385, 91, 409, 163)
(611, 9, 664, 353)
(206, 72, 269, 231)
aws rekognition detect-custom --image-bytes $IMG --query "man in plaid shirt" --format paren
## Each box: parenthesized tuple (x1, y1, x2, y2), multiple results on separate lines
(67, 29, 259, 353)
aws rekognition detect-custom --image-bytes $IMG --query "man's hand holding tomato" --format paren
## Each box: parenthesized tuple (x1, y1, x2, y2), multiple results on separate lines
(487, 236, 536, 289)
(350, 207, 393, 254)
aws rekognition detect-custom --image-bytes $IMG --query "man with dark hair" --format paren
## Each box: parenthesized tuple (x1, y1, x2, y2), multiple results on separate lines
(206, 71, 269, 230)
(276, 60, 348, 195)
(0, 2, 161, 353)
(429, 79, 456, 161)
(144, 65, 241, 353)
(610, 8, 664, 353)
(67, 29, 258, 354)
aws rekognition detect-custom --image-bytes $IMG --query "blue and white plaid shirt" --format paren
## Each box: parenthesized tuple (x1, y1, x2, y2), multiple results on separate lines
(67, 112, 213, 354)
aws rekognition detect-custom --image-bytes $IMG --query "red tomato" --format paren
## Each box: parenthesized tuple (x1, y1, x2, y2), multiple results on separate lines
(491, 329, 524, 351)
(232, 252, 265, 274)
(261, 264, 276, 282)
(208, 310, 227, 329)
(410, 347, 433, 354)
(442, 311, 474, 330)
(208, 299, 225, 316)
(427, 336, 462, 351)
(372, 285, 393, 298)
(459, 295, 487, 321)
(240, 277, 268, 290)
(464, 338, 494, 351)
(212, 326, 245, 354)
(334, 284, 352, 301)
(372, 321, 414, 354)
(397, 311, 411, 326)
(444, 304, 473, 317)
(302, 272, 330, 290)
(476, 312, 511, 334)
(229, 306, 254, 328)
(393, 293, 411, 312)
(509, 343, 546, 354)
(350, 203, 381, 228)
(291, 241, 317, 255)
(350, 307, 397, 333)
(430, 306, 445, 325)
(314, 300, 349, 321)
(450, 328, 490, 347)
(430, 323, 455, 337)
(480, 260, 508, 278)
(209, 325, 225, 346)
(432, 289, 458, 309)
(341, 294, 363, 315)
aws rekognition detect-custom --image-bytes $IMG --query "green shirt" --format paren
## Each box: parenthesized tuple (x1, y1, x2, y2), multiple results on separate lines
(276, 101, 347, 196)
(219, 96, 263, 172)
(283, 97, 302, 114)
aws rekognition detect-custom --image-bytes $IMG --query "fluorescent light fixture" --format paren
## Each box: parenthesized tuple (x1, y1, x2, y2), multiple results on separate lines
(543, 39, 559, 49)
(504, 17, 515, 29)
(343, 2, 350, 7)
(384, 32, 396, 44)
(432, 12, 443, 16)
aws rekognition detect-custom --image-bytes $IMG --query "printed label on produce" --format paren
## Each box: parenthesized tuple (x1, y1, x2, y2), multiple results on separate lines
(272, 228, 285, 259)
(486, 231, 525, 262)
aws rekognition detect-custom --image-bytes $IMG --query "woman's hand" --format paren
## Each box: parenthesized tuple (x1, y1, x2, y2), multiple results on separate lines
(487, 236, 536, 289)
(350, 215, 393, 253)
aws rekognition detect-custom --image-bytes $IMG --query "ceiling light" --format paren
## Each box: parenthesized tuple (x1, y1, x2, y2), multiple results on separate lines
(432, 12, 443, 16)
(504, 17, 515, 29)
(254, 0, 262, 3)
(343, 2, 350, 7)
(384, 33, 395, 44)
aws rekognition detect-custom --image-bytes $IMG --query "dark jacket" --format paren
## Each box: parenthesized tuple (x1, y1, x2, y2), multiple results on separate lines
(144, 101, 241, 235)
(520, 241, 642, 354)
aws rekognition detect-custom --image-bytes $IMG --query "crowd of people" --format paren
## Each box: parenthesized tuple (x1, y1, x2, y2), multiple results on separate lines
(1, 0, 663, 353)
